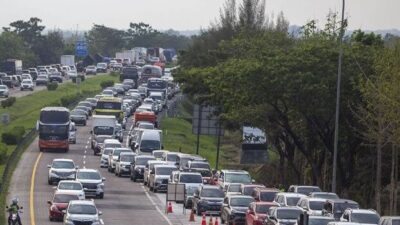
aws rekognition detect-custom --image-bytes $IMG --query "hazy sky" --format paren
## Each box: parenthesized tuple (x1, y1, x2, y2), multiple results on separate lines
(0, 0, 398, 31)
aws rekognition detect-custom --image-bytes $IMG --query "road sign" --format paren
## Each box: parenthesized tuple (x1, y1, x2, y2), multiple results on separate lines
(1, 113, 10, 125)
(240, 126, 268, 164)
(75, 41, 88, 57)
(192, 105, 224, 136)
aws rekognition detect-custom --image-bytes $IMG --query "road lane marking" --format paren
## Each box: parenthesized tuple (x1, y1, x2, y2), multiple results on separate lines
(30, 152, 42, 225)
(142, 186, 173, 225)
(85, 145, 88, 149)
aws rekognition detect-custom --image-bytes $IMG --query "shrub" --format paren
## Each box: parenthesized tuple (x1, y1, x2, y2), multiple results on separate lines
(60, 94, 79, 107)
(109, 71, 120, 77)
(47, 82, 58, 91)
(1, 97, 16, 108)
(0, 143, 7, 164)
(1, 126, 25, 145)
(100, 80, 114, 89)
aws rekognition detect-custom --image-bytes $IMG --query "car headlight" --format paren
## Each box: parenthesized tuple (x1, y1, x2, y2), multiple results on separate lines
(64, 218, 74, 225)
(97, 183, 104, 189)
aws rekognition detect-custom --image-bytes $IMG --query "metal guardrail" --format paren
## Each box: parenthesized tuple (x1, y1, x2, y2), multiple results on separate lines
(0, 128, 37, 193)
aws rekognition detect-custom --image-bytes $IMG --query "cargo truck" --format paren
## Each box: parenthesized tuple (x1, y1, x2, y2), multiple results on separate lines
(91, 115, 117, 154)
(3, 59, 22, 75)
(60, 55, 75, 66)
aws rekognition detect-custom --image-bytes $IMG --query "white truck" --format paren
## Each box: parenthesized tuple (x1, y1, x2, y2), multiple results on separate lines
(115, 50, 135, 65)
(91, 115, 117, 154)
(60, 55, 75, 66)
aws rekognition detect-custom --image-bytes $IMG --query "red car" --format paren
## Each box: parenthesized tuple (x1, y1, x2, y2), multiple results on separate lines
(252, 187, 280, 202)
(48, 191, 79, 221)
(246, 202, 279, 225)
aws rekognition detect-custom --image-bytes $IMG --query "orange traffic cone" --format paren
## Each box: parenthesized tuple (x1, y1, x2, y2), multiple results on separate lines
(214, 217, 219, 225)
(201, 213, 207, 225)
(167, 202, 173, 213)
(208, 216, 213, 225)
(189, 209, 195, 222)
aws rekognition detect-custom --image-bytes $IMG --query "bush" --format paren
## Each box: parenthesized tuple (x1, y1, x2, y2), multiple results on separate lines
(109, 71, 120, 77)
(60, 94, 80, 107)
(100, 80, 114, 89)
(47, 82, 58, 91)
(1, 126, 25, 145)
(0, 143, 7, 164)
(1, 97, 16, 108)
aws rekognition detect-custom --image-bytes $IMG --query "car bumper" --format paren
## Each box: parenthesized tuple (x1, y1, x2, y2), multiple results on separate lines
(198, 203, 223, 214)
(49, 209, 64, 220)
(100, 159, 108, 167)
(84, 188, 104, 197)
(49, 174, 75, 183)
(118, 166, 131, 174)
(229, 214, 246, 225)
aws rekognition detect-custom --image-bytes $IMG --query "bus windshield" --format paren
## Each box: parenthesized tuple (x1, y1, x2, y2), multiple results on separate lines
(40, 111, 69, 123)
(97, 101, 121, 110)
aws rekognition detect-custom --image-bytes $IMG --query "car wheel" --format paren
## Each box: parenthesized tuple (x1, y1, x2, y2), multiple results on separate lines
(196, 206, 201, 216)
(108, 166, 111, 172)
(99, 193, 104, 199)
(83, 121, 87, 126)
(153, 187, 157, 193)
(20, 88, 23, 91)
(48, 178, 52, 185)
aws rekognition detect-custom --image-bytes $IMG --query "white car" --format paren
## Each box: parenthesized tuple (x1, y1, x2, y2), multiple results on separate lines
(115, 152, 136, 177)
(297, 197, 326, 216)
(100, 148, 114, 168)
(0, 85, 9, 98)
(20, 79, 34, 91)
(55, 180, 85, 200)
(340, 209, 380, 225)
(107, 148, 132, 172)
(149, 164, 177, 192)
(273, 192, 306, 207)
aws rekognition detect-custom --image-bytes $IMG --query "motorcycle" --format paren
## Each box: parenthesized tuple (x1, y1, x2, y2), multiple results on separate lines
(6, 206, 23, 225)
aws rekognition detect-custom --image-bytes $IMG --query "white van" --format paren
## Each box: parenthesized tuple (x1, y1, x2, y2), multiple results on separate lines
(136, 129, 162, 155)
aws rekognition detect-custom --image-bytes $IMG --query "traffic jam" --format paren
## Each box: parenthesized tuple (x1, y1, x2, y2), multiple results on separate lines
(32, 60, 386, 225)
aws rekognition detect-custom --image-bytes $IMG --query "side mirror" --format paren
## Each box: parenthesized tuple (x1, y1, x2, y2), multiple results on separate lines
(75, 166, 79, 169)
(269, 216, 276, 221)
(61, 210, 66, 214)
(102, 177, 106, 181)
(47, 165, 51, 168)
(252, 179, 255, 183)
(53, 186, 57, 190)
(47, 201, 52, 205)
(84, 188, 88, 191)
(98, 211, 103, 215)
(223, 203, 228, 207)
(90, 130, 93, 134)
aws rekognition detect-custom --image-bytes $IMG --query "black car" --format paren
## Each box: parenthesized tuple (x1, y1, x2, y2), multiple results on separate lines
(130, 155, 155, 182)
(30, 71, 38, 80)
(70, 109, 87, 126)
(221, 195, 255, 225)
(120, 66, 138, 87)
(49, 72, 63, 83)
(192, 185, 224, 216)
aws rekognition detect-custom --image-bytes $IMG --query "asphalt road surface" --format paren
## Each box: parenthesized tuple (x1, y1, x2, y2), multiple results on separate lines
(6, 93, 202, 225)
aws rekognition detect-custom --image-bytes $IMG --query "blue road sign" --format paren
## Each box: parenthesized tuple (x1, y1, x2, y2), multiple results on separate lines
(75, 41, 88, 57)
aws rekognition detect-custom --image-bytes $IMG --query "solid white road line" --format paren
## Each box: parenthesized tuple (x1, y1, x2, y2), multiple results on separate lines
(142, 185, 173, 225)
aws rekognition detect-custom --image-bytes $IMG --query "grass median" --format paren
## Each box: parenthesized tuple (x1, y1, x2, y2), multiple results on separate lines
(0, 74, 118, 223)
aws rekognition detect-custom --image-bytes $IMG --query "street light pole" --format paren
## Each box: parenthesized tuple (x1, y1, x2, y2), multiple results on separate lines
(332, 0, 346, 193)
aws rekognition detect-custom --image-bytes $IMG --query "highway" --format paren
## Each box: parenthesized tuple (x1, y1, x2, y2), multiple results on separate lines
(6, 94, 199, 225)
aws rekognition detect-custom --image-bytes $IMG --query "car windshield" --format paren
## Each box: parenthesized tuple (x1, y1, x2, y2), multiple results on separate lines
(105, 143, 121, 148)
(0, 86, 6, 90)
(120, 155, 134, 162)
(153, 152, 164, 158)
(308, 218, 334, 225)
(351, 213, 380, 224)
(260, 191, 278, 202)
(191, 163, 210, 169)
(94, 126, 114, 135)
(226, 173, 251, 184)
(53, 194, 79, 203)
(286, 197, 301, 206)
(140, 140, 160, 152)
(180, 174, 202, 183)
(156, 167, 176, 175)
(68, 204, 97, 215)
(22, 81, 31, 84)
(95, 136, 109, 143)
(38, 75, 47, 79)
(77, 171, 101, 180)
(276, 209, 302, 219)
(244, 186, 259, 195)
(228, 184, 241, 192)
(201, 189, 224, 198)
(230, 197, 254, 207)
(313, 193, 339, 200)
(136, 157, 154, 166)
(52, 161, 74, 169)
(297, 187, 321, 195)
(309, 201, 325, 210)
(167, 154, 178, 162)
(113, 149, 130, 156)
(71, 110, 86, 116)
(59, 182, 81, 190)
(103, 149, 113, 155)
(256, 204, 276, 213)
(334, 203, 359, 213)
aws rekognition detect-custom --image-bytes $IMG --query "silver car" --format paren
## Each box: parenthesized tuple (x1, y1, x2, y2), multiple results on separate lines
(0, 85, 9, 97)
(63, 200, 104, 225)
(115, 152, 136, 177)
(75, 169, 105, 199)
(48, 159, 77, 185)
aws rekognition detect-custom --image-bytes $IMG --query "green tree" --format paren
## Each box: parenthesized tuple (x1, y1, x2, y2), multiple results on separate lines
(86, 24, 126, 56)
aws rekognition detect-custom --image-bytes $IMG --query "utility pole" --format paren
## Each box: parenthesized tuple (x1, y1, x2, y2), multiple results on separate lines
(332, 0, 346, 193)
